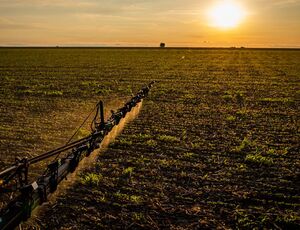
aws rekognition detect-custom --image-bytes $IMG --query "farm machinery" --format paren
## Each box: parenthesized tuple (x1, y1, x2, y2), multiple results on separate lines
(0, 82, 154, 230)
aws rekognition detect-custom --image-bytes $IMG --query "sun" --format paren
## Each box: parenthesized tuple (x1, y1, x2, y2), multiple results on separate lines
(208, 1, 245, 29)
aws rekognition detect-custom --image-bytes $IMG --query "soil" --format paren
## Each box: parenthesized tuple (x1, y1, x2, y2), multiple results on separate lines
(0, 48, 299, 229)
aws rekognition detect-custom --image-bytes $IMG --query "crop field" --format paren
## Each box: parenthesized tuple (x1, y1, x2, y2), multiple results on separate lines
(0, 48, 299, 229)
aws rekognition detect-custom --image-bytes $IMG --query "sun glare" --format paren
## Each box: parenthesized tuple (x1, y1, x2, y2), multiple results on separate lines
(208, 1, 245, 29)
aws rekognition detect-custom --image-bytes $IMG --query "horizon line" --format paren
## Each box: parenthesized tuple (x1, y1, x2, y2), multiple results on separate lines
(1, 45, 300, 50)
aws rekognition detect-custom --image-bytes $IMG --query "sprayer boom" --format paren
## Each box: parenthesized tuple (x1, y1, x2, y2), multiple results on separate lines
(0, 81, 154, 230)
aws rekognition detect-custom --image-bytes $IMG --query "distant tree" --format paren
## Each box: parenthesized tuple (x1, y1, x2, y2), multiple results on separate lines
(160, 43, 166, 48)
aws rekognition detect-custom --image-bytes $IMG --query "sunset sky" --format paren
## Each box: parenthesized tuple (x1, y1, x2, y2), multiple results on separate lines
(0, 0, 299, 47)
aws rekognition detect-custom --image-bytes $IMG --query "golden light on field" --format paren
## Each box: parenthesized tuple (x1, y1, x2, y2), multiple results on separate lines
(207, 1, 245, 29)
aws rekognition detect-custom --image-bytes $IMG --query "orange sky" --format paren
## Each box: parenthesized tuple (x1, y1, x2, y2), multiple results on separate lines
(0, 0, 299, 47)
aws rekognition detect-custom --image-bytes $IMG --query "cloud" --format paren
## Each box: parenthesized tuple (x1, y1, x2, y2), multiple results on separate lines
(0, 0, 96, 7)
(0, 17, 42, 30)
(252, 0, 300, 7)
(272, 0, 300, 6)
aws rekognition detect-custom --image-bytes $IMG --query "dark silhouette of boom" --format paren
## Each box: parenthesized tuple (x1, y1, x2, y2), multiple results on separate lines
(0, 82, 154, 230)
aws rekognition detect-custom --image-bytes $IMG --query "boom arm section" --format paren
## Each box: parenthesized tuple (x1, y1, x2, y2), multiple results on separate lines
(0, 81, 154, 230)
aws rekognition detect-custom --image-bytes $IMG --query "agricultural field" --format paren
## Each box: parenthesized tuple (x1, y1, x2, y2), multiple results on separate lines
(0, 48, 299, 229)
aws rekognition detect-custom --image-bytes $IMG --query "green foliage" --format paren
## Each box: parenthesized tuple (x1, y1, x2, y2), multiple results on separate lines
(226, 115, 236, 121)
(276, 212, 300, 225)
(181, 129, 187, 141)
(191, 142, 201, 149)
(236, 109, 248, 120)
(146, 139, 157, 147)
(136, 155, 151, 164)
(183, 93, 196, 100)
(235, 210, 255, 228)
(114, 192, 142, 204)
(80, 173, 102, 186)
(118, 138, 133, 146)
(122, 167, 134, 176)
(235, 137, 252, 152)
(245, 154, 274, 166)
(266, 148, 288, 156)
(131, 133, 151, 140)
(266, 148, 276, 155)
(237, 163, 247, 171)
(181, 152, 195, 159)
(43, 90, 63, 96)
(16, 89, 63, 97)
(222, 94, 233, 102)
(96, 88, 112, 95)
(130, 195, 143, 204)
(158, 135, 180, 142)
(260, 97, 294, 103)
(117, 85, 133, 94)
(17, 89, 35, 95)
(132, 212, 144, 221)
(222, 90, 245, 106)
